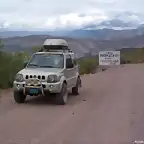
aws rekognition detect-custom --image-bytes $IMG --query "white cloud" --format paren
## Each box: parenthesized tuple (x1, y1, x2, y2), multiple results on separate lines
(0, 0, 144, 30)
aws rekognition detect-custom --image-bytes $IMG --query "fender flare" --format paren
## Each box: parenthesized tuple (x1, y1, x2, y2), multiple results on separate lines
(59, 76, 67, 90)
(75, 72, 81, 86)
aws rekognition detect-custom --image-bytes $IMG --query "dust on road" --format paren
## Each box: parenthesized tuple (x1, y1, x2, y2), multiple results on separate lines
(0, 64, 144, 144)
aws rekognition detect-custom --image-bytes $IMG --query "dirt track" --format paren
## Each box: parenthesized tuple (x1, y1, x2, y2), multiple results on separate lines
(0, 64, 144, 144)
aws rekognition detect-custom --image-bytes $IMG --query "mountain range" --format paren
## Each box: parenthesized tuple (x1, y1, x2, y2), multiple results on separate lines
(1, 25, 144, 40)
(0, 18, 144, 39)
(1, 17, 144, 58)
(2, 33, 144, 58)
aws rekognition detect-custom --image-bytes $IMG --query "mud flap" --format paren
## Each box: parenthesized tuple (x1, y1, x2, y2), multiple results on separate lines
(79, 78, 82, 87)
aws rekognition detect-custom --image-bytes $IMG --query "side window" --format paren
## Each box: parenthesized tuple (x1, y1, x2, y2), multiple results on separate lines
(66, 55, 74, 69)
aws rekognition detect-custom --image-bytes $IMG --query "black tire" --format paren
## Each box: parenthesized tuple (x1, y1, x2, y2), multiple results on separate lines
(14, 91, 26, 103)
(55, 83, 68, 105)
(72, 77, 81, 95)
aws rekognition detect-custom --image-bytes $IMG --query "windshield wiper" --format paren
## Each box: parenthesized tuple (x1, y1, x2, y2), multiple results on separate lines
(40, 65, 54, 68)
(28, 64, 39, 67)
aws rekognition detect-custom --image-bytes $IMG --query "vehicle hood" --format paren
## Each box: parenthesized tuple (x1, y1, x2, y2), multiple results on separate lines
(19, 68, 63, 75)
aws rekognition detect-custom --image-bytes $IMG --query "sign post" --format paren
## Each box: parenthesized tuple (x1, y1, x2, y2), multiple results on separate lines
(99, 51, 120, 68)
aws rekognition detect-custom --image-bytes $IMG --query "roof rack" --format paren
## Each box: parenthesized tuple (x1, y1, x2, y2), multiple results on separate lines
(43, 39, 68, 47)
(38, 46, 73, 53)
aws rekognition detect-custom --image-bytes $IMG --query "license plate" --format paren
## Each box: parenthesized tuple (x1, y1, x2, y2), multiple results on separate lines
(29, 88, 39, 94)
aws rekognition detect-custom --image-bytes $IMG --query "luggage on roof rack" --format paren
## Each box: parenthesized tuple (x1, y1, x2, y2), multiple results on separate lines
(38, 39, 73, 53)
(43, 39, 68, 46)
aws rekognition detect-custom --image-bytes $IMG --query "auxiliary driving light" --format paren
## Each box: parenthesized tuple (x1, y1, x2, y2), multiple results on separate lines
(49, 85, 54, 91)
(16, 84, 20, 90)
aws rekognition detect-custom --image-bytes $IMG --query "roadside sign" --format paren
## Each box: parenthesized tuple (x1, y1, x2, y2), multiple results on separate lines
(99, 51, 120, 66)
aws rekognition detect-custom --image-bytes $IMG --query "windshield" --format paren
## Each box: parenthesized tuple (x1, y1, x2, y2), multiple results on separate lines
(27, 53, 64, 69)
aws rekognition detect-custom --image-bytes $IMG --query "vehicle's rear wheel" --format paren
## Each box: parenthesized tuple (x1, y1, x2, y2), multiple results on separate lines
(72, 77, 81, 95)
(55, 83, 68, 105)
(14, 91, 26, 103)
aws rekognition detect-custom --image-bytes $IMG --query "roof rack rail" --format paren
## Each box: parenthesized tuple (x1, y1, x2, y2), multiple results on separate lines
(68, 48, 73, 53)
(38, 46, 73, 53)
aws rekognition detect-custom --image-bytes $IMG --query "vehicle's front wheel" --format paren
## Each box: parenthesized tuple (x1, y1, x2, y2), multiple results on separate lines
(72, 77, 81, 95)
(55, 83, 68, 105)
(14, 91, 26, 103)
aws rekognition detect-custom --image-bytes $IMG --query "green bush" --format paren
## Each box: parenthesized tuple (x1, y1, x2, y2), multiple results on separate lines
(0, 51, 26, 89)
(2, 47, 144, 89)
(0, 48, 99, 89)
(120, 48, 144, 64)
(77, 57, 98, 75)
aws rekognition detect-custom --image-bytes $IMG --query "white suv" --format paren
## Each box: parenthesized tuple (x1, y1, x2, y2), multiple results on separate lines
(13, 39, 82, 105)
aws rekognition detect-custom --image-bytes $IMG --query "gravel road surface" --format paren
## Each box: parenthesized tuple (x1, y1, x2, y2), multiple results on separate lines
(0, 64, 144, 144)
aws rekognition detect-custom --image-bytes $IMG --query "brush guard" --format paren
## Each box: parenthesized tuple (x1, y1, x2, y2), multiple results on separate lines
(23, 78, 44, 96)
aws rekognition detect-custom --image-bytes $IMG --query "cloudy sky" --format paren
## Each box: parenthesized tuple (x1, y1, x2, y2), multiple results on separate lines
(0, 0, 143, 30)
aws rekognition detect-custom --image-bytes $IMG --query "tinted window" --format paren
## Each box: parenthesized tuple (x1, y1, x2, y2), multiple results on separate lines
(66, 54, 74, 68)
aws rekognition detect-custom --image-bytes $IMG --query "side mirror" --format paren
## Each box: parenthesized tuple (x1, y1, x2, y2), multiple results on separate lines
(66, 61, 73, 68)
(24, 61, 28, 68)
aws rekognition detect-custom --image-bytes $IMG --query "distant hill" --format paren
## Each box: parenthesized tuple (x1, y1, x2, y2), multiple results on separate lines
(2, 34, 144, 58)
(1, 25, 144, 40)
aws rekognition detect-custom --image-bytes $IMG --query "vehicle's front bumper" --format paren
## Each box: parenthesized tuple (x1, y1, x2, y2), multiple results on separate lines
(13, 81, 62, 94)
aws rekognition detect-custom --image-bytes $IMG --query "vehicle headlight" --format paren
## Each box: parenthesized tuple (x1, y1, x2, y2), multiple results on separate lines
(15, 74, 24, 82)
(47, 75, 59, 83)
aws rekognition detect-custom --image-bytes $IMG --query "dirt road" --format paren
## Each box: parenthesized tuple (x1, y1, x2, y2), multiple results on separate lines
(0, 64, 144, 144)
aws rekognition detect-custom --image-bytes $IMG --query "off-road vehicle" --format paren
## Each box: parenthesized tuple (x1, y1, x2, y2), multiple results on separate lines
(13, 39, 82, 105)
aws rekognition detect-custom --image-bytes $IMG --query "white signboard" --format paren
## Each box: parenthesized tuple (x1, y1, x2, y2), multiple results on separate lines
(99, 51, 120, 65)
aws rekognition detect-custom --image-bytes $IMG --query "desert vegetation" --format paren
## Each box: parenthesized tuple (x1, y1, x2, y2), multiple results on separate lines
(0, 44, 99, 89)
(0, 39, 144, 89)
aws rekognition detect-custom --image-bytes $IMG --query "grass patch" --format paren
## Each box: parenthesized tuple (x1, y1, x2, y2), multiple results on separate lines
(120, 48, 144, 64)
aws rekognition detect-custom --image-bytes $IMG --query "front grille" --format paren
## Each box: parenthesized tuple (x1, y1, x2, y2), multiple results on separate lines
(25, 75, 46, 80)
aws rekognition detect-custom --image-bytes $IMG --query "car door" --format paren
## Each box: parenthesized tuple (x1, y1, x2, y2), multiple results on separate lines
(65, 54, 75, 88)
